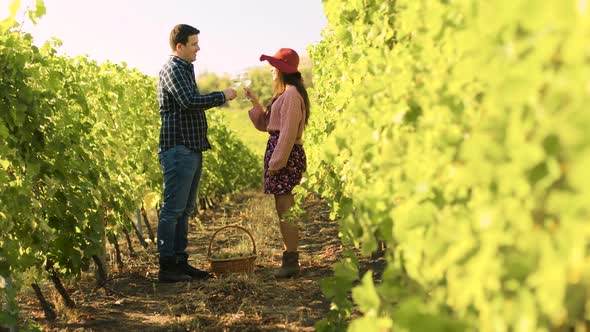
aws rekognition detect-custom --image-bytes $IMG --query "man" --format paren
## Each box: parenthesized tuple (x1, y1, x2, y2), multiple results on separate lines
(157, 24, 236, 283)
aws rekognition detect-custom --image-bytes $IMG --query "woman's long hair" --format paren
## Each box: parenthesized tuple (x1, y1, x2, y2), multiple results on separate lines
(265, 71, 311, 126)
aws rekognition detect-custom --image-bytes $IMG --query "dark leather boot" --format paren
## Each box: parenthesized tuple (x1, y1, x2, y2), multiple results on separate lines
(177, 254, 212, 280)
(275, 251, 300, 279)
(158, 256, 191, 283)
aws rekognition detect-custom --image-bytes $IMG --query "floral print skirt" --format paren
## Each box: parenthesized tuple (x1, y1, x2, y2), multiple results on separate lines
(263, 132, 307, 195)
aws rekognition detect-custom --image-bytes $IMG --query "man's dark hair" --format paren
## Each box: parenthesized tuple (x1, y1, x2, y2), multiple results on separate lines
(169, 24, 200, 50)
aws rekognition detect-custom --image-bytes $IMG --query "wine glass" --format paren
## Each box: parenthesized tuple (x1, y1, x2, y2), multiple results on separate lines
(231, 73, 242, 91)
(240, 72, 252, 101)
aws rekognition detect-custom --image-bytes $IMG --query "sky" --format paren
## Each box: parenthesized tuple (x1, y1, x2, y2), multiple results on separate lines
(0, 0, 328, 77)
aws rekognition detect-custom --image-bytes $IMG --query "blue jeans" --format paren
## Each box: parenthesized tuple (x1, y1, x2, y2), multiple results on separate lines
(157, 145, 203, 259)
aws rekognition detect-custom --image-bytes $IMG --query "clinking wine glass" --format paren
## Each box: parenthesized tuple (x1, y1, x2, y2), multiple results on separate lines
(240, 72, 252, 101)
(231, 74, 242, 92)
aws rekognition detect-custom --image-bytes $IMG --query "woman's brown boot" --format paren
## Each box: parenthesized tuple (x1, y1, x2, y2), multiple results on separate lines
(275, 251, 300, 278)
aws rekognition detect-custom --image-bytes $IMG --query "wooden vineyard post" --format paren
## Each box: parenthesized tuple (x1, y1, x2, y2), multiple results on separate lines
(92, 255, 108, 287)
(109, 234, 124, 269)
(93, 221, 109, 286)
(49, 270, 76, 308)
(135, 209, 142, 237)
(31, 283, 56, 321)
(140, 203, 155, 242)
(130, 216, 148, 249)
(123, 228, 137, 257)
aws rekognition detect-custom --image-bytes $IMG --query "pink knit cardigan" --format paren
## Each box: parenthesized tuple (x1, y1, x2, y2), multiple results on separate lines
(248, 86, 306, 171)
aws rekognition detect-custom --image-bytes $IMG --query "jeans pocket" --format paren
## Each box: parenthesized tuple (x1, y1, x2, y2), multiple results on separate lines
(176, 145, 196, 156)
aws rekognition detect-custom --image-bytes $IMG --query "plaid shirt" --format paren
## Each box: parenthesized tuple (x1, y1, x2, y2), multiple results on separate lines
(157, 55, 226, 152)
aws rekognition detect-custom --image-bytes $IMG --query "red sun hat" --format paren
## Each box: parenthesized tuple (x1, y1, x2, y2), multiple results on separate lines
(259, 48, 299, 74)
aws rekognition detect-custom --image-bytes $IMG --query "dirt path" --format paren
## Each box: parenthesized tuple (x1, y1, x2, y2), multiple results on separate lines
(18, 191, 346, 331)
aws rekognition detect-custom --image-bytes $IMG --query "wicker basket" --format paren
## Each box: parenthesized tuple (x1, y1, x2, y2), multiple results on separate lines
(207, 225, 257, 275)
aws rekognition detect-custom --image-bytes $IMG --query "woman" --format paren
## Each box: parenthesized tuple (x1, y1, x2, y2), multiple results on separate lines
(244, 48, 310, 278)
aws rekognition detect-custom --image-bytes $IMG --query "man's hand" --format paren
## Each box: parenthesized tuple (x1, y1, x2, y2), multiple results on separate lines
(223, 88, 237, 101)
(268, 169, 279, 176)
